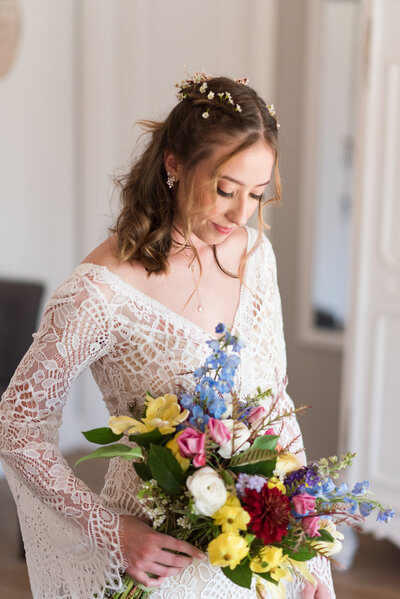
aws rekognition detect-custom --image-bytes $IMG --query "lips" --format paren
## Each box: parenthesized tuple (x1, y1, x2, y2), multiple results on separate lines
(212, 223, 234, 234)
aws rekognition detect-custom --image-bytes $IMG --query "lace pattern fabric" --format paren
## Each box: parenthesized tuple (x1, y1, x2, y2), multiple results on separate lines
(0, 227, 335, 598)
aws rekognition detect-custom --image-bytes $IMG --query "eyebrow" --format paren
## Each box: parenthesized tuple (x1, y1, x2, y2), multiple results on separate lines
(220, 175, 270, 187)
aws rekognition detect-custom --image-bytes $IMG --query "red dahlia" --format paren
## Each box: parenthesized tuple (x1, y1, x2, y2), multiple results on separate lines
(242, 485, 291, 544)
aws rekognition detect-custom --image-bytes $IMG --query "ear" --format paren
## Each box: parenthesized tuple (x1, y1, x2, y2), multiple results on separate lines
(164, 150, 181, 180)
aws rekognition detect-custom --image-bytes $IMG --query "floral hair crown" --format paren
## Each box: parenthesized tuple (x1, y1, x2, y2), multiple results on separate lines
(175, 71, 280, 128)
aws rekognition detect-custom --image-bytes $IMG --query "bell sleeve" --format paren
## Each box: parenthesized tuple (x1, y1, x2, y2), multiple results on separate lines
(0, 272, 126, 599)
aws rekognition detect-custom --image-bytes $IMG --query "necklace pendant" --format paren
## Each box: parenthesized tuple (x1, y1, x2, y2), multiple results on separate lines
(198, 305, 204, 313)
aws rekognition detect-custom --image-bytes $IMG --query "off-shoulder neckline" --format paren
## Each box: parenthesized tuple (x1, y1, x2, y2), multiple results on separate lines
(74, 227, 257, 340)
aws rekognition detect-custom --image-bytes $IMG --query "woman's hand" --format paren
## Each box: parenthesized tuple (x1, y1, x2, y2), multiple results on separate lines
(119, 515, 206, 588)
(302, 581, 331, 598)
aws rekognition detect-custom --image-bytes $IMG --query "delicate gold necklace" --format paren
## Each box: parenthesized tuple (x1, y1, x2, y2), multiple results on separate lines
(188, 259, 204, 313)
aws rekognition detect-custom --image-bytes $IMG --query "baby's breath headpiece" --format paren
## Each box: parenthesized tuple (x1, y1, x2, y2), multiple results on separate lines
(175, 71, 280, 128)
(175, 71, 248, 119)
(267, 104, 280, 129)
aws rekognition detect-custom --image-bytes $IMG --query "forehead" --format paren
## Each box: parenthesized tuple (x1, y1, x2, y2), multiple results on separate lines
(204, 138, 275, 181)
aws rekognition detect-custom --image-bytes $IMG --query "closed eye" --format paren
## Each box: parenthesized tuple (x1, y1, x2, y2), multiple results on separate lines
(250, 193, 264, 201)
(217, 187, 235, 198)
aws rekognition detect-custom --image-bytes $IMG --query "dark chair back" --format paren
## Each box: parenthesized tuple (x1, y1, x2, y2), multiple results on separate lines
(0, 279, 44, 397)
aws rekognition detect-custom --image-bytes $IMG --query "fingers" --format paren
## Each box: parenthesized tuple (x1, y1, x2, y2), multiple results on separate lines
(156, 532, 205, 560)
(302, 582, 315, 599)
(154, 550, 194, 569)
(126, 566, 165, 589)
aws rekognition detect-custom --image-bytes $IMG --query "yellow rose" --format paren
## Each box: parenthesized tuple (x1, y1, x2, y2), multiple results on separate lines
(166, 432, 190, 471)
(208, 532, 249, 570)
(212, 494, 250, 533)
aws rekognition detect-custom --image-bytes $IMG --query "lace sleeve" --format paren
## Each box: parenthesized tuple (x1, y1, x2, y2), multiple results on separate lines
(261, 238, 336, 599)
(0, 274, 125, 599)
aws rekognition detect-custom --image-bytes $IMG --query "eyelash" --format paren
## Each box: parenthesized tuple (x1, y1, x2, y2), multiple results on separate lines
(217, 187, 264, 202)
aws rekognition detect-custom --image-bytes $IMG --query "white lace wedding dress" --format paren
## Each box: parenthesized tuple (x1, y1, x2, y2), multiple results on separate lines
(0, 228, 335, 599)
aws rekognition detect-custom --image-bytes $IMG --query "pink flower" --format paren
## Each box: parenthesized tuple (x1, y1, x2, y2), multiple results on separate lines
(292, 493, 316, 515)
(263, 428, 275, 436)
(177, 427, 206, 467)
(248, 406, 267, 426)
(208, 418, 231, 445)
(303, 515, 321, 537)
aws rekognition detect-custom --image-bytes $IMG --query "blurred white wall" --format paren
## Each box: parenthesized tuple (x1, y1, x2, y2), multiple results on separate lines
(0, 0, 279, 475)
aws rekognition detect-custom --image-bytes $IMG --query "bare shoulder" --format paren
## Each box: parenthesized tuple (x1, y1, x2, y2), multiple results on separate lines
(80, 233, 148, 287)
(80, 234, 121, 272)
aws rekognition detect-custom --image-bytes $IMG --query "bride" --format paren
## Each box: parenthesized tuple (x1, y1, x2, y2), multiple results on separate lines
(0, 74, 334, 598)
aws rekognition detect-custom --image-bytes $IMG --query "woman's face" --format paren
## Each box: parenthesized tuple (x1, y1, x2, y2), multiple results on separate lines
(175, 138, 275, 245)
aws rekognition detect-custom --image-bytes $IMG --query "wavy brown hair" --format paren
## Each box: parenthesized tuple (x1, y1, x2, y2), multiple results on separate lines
(111, 76, 281, 276)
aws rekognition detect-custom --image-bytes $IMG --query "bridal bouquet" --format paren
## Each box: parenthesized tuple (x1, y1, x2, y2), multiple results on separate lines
(77, 324, 394, 599)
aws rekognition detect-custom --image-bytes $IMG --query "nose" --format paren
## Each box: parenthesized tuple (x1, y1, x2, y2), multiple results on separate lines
(227, 193, 249, 227)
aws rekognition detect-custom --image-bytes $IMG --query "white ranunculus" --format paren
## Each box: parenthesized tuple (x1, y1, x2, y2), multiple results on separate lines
(186, 466, 227, 516)
(218, 420, 251, 459)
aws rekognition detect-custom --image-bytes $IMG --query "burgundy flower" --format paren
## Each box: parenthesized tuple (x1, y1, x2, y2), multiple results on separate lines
(242, 485, 291, 544)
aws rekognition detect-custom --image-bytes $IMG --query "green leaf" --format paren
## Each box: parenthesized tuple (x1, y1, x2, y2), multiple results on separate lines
(229, 436, 278, 476)
(230, 457, 276, 477)
(257, 570, 279, 585)
(74, 444, 143, 467)
(147, 444, 186, 495)
(82, 427, 123, 445)
(245, 533, 256, 544)
(229, 448, 276, 468)
(221, 470, 235, 486)
(318, 529, 335, 543)
(252, 435, 279, 451)
(134, 462, 152, 481)
(128, 428, 172, 449)
(222, 562, 252, 589)
(284, 544, 316, 562)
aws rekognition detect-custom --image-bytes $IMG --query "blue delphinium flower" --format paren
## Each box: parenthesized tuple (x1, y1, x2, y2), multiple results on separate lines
(352, 480, 370, 495)
(194, 367, 206, 379)
(189, 405, 209, 431)
(334, 482, 349, 495)
(180, 393, 195, 411)
(321, 478, 336, 496)
(208, 397, 227, 419)
(345, 498, 358, 514)
(359, 501, 374, 517)
(376, 509, 395, 523)
(206, 339, 220, 352)
(215, 323, 226, 334)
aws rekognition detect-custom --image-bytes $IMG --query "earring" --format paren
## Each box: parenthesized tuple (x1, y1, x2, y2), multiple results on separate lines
(166, 171, 176, 189)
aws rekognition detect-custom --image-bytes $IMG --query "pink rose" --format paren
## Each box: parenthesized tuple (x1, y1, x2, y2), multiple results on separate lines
(293, 493, 316, 515)
(208, 418, 231, 445)
(177, 427, 206, 467)
(248, 406, 268, 426)
(303, 515, 321, 537)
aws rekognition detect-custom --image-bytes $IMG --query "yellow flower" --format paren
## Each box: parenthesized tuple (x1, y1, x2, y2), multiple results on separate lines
(109, 394, 189, 436)
(274, 452, 303, 477)
(267, 477, 287, 494)
(212, 494, 250, 533)
(166, 432, 190, 471)
(208, 532, 249, 570)
(109, 415, 141, 435)
(250, 546, 284, 574)
(312, 519, 344, 556)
